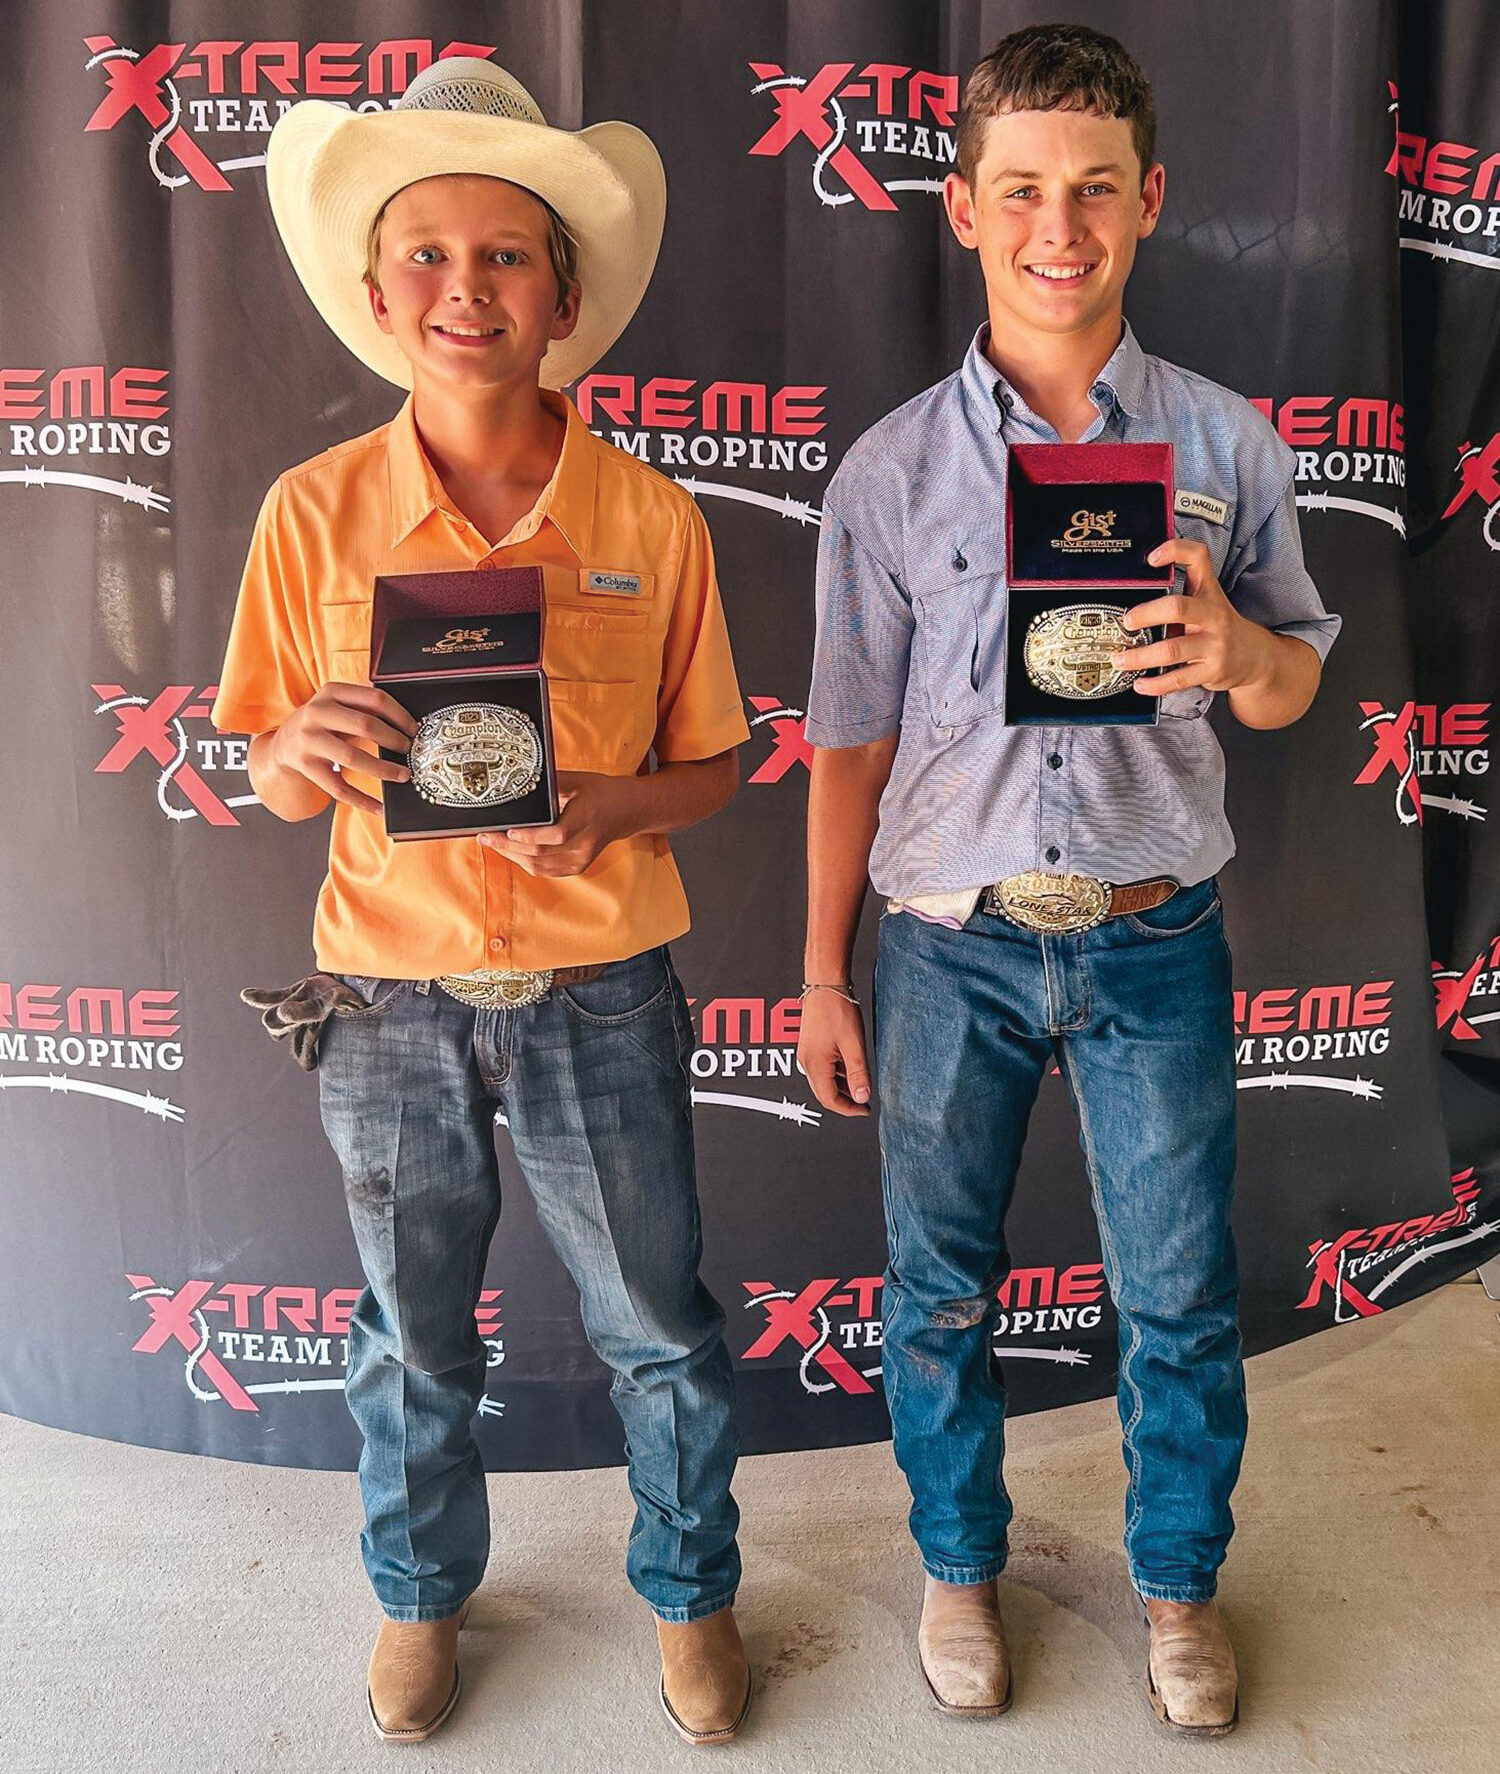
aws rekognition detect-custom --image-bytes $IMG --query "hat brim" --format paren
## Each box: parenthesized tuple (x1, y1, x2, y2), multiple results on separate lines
(266, 104, 665, 390)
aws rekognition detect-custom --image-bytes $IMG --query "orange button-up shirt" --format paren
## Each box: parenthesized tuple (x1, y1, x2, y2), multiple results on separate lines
(212, 392, 751, 976)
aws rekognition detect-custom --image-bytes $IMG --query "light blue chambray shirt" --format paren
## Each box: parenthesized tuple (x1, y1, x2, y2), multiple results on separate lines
(805, 319, 1342, 898)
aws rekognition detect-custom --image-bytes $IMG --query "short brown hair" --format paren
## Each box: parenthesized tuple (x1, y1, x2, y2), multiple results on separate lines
(956, 23, 1156, 188)
(364, 185, 580, 310)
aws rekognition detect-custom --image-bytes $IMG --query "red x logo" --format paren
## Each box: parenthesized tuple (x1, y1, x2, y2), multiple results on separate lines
(1294, 1239, 1381, 1318)
(1434, 952, 1489, 1040)
(1443, 434, 1500, 520)
(1355, 702, 1423, 822)
(746, 697, 814, 784)
(741, 1279, 876, 1393)
(748, 62, 897, 212)
(83, 39, 232, 191)
(127, 1275, 258, 1411)
(93, 684, 237, 825)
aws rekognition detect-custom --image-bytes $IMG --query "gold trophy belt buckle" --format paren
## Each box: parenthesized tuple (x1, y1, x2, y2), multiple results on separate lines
(437, 968, 556, 1009)
(985, 870, 1113, 934)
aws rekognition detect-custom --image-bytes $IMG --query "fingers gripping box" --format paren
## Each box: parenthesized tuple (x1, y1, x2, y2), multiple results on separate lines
(371, 565, 567, 840)
(1004, 441, 1175, 726)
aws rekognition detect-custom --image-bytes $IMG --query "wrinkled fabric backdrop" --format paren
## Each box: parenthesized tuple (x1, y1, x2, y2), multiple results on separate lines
(1, 2, 1496, 1470)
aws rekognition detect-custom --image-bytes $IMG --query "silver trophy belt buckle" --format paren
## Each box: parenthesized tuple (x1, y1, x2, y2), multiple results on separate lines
(436, 968, 555, 1009)
(983, 870, 1114, 934)
(1022, 603, 1151, 699)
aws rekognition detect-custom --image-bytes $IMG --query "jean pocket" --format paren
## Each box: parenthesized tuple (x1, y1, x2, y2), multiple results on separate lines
(558, 948, 672, 1024)
(1121, 879, 1221, 939)
(332, 974, 411, 1018)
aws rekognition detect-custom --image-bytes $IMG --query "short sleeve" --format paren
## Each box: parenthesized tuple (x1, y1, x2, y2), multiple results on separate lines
(804, 502, 913, 747)
(652, 499, 751, 762)
(210, 479, 319, 736)
(1222, 470, 1342, 663)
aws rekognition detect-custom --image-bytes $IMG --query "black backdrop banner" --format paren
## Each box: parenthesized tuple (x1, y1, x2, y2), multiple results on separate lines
(2, 3, 1496, 1471)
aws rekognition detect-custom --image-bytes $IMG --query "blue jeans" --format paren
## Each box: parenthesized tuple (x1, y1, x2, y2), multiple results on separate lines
(873, 877, 1245, 1603)
(317, 945, 741, 1623)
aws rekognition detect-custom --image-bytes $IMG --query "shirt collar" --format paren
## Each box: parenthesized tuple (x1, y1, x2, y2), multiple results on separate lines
(959, 316, 1147, 430)
(387, 389, 598, 557)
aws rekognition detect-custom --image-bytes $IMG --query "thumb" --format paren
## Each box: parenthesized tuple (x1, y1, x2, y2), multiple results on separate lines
(841, 1040, 872, 1105)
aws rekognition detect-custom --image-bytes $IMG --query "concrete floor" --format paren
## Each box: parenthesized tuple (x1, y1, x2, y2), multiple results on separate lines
(2, 1284, 1496, 1774)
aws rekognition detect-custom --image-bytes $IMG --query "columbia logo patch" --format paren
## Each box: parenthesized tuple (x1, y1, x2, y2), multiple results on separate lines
(586, 569, 644, 597)
(1175, 489, 1230, 525)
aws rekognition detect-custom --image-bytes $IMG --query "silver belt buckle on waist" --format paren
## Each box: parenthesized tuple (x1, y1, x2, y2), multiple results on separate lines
(984, 870, 1112, 934)
(436, 968, 555, 1009)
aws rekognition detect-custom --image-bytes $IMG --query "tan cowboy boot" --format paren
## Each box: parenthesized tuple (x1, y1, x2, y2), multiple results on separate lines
(366, 1600, 471, 1744)
(657, 1608, 752, 1746)
(917, 1575, 1013, 1716)
(1143, 1597, 1238, 1734)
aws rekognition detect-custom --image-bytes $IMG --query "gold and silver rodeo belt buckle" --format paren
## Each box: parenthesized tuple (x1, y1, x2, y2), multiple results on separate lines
(985, 870, 1113, 934)
(1022, 604, 1150, 699)
(408, 703, 544, 809)
(436, 968, 556, 1009)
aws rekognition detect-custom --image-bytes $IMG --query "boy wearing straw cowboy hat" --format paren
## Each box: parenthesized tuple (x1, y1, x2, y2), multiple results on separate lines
(212, 58, 753, 1747)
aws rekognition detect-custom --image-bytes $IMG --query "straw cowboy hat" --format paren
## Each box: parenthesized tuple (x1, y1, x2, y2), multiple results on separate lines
(265, 56, 666, 390)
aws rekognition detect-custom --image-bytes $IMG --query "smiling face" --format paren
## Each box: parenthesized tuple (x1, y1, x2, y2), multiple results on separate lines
(366, 174, 580, 394)
(944, 107, 1163, 346)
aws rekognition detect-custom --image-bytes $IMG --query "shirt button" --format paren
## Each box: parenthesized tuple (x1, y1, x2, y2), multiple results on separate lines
(489, 936, 507, 953)
(1047, 752, 1063, 769)
(1045, 845, 1061, 864)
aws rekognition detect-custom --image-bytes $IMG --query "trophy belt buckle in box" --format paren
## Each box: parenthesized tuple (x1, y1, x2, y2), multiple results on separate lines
(370, 565, 568, 842)
(1022, 602, 1153, 700)
(1003, 441, 1176, 727)
(409, 701, 544, 809)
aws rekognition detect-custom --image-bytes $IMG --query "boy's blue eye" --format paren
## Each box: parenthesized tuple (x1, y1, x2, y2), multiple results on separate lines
(494, 249, 522, 266)
(411, 247, 441, 264)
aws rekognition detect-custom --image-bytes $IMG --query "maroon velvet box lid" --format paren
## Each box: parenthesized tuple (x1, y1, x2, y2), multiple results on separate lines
(1006, 441, 1175, 591)
(370, 565, 571, 678)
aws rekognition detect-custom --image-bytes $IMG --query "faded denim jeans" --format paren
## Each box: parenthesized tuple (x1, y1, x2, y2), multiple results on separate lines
(873, 877, 1245, 1603)
(317, 944, 741, 1623)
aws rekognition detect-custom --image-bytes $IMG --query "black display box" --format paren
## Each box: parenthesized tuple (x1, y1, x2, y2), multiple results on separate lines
(1004, 441, 1176, 726)
(371, 566, 566, 840)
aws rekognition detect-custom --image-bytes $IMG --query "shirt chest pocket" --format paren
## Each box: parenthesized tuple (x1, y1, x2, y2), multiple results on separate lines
(320, 600, 372, 683)
(911, 567, 1009, 731)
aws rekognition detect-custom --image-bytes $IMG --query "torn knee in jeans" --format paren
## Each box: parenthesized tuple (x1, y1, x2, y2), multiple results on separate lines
(929, 1292, 992, 1330)
(345, 1165, 393, 1207)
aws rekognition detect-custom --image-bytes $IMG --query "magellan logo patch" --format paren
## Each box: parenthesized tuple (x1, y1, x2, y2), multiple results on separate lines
(586, 570, 645, 597)
(1176, 489, 1230, 525)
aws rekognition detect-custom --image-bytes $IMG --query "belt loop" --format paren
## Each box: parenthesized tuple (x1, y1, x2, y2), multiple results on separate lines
(415, 979, 432, 996)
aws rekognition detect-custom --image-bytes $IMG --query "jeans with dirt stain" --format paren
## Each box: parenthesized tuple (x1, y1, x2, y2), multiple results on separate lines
(316, 944, 741, 1623)
(873, 876, 1245, 1603)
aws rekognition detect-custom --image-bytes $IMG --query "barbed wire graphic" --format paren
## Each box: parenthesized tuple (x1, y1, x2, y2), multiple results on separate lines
(673, 475, 823, 526)
(1237, 1072, 1383, 1099)
(1296, 491, 1405, 536)
(0, 466, 169, 511)
(0, 1074, 184, 1121)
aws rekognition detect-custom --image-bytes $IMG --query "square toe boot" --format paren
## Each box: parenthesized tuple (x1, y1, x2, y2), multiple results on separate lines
(657, 1608, 753, 1746)
(917, 1576, 1013, 1716)
(366, 1601, 471, 1743)
(1143, 1598, 1238, 1735)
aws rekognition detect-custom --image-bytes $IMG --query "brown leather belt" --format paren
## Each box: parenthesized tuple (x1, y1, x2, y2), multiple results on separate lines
(981, 870, 1179, 935)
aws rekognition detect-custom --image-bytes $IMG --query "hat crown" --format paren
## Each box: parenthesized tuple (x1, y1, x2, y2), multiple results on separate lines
(397, 56, 545, 125)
